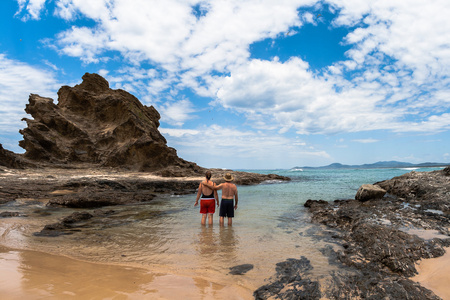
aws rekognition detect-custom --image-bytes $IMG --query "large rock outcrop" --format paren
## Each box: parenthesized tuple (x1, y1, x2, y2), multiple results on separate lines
(19, 73, 201, 173)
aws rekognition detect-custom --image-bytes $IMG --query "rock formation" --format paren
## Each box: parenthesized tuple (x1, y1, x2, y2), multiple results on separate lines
(18, 73, 202, 174)
(355, 184, 386, 201)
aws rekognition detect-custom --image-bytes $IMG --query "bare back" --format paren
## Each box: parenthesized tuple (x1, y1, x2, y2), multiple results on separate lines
(221, 182, 237, 199)
(201, 180, 214, 196)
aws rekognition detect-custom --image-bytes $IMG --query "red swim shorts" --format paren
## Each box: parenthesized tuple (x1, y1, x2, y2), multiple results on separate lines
(200, 199, 216, 214)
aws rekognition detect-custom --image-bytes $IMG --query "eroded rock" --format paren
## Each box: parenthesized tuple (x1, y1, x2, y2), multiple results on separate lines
(18, 73, 202, 173)
(0, 143, 34, 169)
(355, 184, 386, 201)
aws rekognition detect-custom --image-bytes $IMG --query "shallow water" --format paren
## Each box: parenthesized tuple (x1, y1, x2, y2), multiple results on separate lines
(0, 192, 338, 299)
(0, 167, 445, 298)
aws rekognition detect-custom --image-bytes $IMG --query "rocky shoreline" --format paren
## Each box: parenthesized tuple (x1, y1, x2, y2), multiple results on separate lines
(255, 167, 450, 299)
(0, 166, 288, 237)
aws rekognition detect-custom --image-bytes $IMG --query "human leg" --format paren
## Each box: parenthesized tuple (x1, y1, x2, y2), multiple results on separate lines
(201, 214, 207, 225)
(219, 216, 224, 226)
(228, 217, 232, 226)
(208, 213, 213, 225)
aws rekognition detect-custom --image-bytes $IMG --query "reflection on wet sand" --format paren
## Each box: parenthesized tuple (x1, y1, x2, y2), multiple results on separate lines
(0, 246, 156, 299)
(195, 226, 239, 268)
(0, 246, 252, 300)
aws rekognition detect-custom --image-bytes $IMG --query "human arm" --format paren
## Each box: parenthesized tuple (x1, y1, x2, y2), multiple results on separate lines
(203, 181, 222, 190)
(234, 188, 238, 210)
(214, 189, 219, 207)
(194, 183, 202, 206)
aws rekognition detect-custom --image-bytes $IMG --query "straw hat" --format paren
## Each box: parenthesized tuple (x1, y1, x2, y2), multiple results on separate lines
(223, 173, 234, 182)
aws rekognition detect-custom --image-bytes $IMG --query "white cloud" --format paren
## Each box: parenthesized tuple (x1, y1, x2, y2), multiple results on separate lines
(15, 0, 47, 20)
(0, 53, 59, 135)
(50, 0, 314, 86)
(331, 0, 450, 85)
(216, 58, 401, 134)
(55, 26, 110, 63)
(159, 99, 197, 126)
(52, 0, 313, 68)
(212, 0, 450, 135)
(160, 124, 330, 168)
(352, 138, 379, 143)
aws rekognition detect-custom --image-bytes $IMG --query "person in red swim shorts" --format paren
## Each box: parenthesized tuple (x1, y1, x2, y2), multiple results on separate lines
(194, 170, 219, 225)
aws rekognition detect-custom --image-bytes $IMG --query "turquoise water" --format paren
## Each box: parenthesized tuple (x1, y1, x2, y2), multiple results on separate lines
(243, 167, 445, 202)
(0, 166, 445, 298)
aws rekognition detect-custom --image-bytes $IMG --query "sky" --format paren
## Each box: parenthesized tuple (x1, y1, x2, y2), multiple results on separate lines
(1, 0, 449, 169)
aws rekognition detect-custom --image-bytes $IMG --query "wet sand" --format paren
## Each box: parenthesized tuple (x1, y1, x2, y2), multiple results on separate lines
(412, 247, 450, 300)
(0, 246, 251, 300)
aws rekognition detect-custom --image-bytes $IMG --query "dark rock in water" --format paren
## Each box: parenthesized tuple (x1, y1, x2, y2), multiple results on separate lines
(355, 184, 386, 201)
(229, 264, 253, 275)
(18, 73, 202, 173)
(34, 210, 115, 237)
(61, 211, 94, 224)
(254, 257, 321, 300)
(304, 199, 328, 208)
(0, 211, 24, 218)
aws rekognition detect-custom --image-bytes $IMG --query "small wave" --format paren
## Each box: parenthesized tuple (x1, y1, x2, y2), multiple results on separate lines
(289, 168, 303, 172)
(399, 167, 419, 170)
(262, 179, 285, 184)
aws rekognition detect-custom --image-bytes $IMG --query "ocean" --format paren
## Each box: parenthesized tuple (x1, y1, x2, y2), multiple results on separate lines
(0, 166, 445, 299)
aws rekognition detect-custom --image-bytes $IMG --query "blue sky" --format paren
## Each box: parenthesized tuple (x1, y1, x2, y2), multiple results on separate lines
(1, 0, 449, 169)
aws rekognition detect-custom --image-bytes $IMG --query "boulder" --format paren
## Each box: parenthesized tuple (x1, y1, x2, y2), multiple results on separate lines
(355, 184, 386, 201)
(444, 166, 450, 176)
(18, 73, 202, 173)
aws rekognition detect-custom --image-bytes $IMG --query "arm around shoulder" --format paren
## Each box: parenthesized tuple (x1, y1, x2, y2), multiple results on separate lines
(203, 182, 222, 190)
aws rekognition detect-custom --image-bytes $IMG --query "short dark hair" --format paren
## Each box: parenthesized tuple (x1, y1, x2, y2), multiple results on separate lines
(205, 170, 212, 180)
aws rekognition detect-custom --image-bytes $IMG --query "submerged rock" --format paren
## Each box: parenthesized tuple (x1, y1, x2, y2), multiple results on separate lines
(254, 257, 321, 299)
(34, 210, 115, 237)
(229, 264, 254, 275)
(0, 211, 25, 218)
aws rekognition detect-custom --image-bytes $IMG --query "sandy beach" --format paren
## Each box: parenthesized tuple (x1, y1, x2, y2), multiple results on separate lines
(0, 246, 251, 300)
(2, 244, 449, 299)
(412, 247, 450, 300)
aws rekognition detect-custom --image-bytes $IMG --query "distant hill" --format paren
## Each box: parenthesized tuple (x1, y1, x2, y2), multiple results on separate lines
(294, 161, 449, 170)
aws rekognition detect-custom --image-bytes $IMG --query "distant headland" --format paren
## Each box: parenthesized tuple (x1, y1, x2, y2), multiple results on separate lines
(293, 161, 449, 170)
